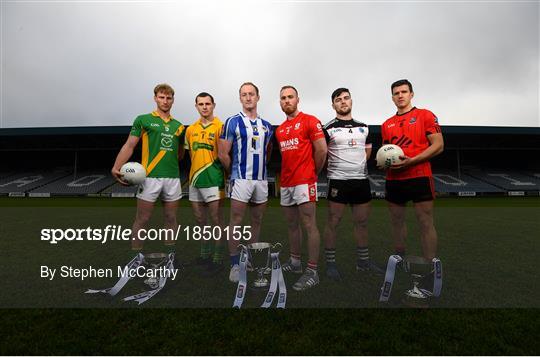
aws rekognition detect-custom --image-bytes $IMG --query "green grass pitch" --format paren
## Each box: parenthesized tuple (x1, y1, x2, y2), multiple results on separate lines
(0, 197, 539, 354)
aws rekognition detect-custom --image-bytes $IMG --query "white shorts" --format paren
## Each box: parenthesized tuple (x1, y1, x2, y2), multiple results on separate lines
(136, 178, 182, 203)
(280, 182, 318, 206)
(189, 185, 224, 203)
(229, 179, 268, 204)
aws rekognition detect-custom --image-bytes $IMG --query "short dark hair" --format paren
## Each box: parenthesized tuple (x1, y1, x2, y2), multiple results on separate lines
(280, 85, 298, 96)
(195, 92, 215, 104)
(391, 79, 413, 94)
(239, 82, 259, 96)
(331, 87, 350, 102)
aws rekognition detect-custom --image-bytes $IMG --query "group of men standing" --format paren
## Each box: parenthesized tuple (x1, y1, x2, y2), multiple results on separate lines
(112, 79, 444, 292)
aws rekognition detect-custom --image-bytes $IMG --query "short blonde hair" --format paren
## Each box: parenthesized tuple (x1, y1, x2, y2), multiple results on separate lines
(154, 83, 175, 96)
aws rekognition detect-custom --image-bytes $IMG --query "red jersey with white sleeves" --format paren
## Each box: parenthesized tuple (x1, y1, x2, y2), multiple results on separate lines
(276, 112, 325, 187)
(381, 107, 441, 180)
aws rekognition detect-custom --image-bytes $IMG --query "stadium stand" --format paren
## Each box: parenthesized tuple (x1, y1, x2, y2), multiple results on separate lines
(101, 182, 138, 197)
(466, 169, 540, 195)
(0, 171, 16, 179)
(30, 171, 115, 196)
(0, 171, 71, 196)
(1, 125, 538, 198)
(432, 169, 505, 196)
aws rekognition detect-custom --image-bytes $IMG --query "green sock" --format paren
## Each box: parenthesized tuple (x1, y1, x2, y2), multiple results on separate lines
(212, 243, 224, 264)
(200, 241, 213, 259)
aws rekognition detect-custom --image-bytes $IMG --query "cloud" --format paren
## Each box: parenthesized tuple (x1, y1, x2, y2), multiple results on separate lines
(1, 1, 538, 128)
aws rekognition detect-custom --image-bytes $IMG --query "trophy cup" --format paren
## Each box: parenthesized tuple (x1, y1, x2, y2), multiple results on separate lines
(143, 252, 169, 289)
(402, 255, 434, 308)
(246, 242, 274, 289)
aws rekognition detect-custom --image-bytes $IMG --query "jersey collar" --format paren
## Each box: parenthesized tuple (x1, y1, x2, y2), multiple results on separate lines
(240, 111, 260, 121)
(396, 107, 417, 116)
(151, 111, 174, 123)
(196, 117, 219, 128)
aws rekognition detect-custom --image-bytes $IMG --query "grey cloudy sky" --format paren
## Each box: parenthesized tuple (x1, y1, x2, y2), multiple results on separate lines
(1, 0, 539, 128)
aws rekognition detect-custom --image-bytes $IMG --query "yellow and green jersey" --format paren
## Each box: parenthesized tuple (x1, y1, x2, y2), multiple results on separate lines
(130, 111, 185, 178)
(184, 117, 224, 188)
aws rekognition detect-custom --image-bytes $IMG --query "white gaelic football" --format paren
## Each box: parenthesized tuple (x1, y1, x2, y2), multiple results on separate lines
(376, 144, 404, 169)
(120, 162, 146, 185)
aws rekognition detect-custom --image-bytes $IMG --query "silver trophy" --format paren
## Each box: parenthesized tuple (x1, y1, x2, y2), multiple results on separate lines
(246, 242, 281, 289)
(402, 255, 434, 308)
(143, 252, 168, 289)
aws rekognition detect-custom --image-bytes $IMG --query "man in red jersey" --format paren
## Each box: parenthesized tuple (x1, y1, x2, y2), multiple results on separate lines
(275, 86, 327, 291)
(380, 79, 444, 260)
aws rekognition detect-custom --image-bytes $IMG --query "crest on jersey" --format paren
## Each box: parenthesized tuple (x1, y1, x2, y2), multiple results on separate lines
(409, 117, 417, 124)
(294, 123, 301, 130)
(359, 127, 365, 134)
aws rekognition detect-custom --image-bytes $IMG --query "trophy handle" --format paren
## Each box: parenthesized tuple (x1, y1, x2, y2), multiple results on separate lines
(237, 244, 247, 253)
(271, 242, 282, 253)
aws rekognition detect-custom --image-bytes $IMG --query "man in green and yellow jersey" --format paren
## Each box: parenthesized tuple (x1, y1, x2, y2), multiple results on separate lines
(112, 83, 185, 261)
(185, 92, 225, 275)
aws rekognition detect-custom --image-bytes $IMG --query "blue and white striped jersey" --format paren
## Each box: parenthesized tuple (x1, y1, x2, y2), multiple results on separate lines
(220, 112, 273, 180)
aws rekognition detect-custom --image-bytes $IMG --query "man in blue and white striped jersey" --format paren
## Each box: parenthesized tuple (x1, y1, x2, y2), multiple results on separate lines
(218, 82, 274, 283)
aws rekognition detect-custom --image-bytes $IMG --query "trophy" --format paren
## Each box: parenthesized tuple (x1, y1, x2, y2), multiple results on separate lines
(402, 255, 436, 308)
(142, 252, 169, 289)
(86, 252, 176, 305)
(246, 242, 281, 289)
(379, 255, 442, 306)
(233, 242, 287, 308)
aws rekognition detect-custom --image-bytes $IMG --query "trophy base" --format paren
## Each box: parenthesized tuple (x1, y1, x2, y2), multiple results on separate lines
(144, 277, 159, 290)
(402, 292, 430, 308)
(250, 278, 269, 291)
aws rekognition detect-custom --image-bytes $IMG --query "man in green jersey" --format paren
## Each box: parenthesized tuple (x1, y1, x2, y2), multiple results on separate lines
(112, 83, 185, 260)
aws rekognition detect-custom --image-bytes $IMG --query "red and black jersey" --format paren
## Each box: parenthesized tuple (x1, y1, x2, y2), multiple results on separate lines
(381, 107, 441, 180)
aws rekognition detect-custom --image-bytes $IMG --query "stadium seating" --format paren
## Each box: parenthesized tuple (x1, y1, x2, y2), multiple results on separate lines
(466, 169, 540, 194)
(2, 167, 538, 197)
(30, 171, 115, 196)
(432, 170, 504, 194)
(0, 171, 71, 196)
(101, 182, 138, 197)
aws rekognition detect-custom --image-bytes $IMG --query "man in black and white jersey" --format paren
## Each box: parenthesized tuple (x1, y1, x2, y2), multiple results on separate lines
(322, 88, 383, 281)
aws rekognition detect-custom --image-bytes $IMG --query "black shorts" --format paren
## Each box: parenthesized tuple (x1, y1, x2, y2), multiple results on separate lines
(385, 177, 435, 204)
(327, 179, 372, 204)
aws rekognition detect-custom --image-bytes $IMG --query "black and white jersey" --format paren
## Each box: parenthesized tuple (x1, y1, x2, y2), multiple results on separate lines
(324, 118, 372, 180)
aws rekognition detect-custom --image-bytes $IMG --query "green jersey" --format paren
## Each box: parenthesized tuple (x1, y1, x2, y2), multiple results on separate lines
(130, 111, 185, 178)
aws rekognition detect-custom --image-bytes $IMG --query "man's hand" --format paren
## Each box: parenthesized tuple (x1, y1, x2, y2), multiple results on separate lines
(111, 167, 130, 186)
(390, 155, 416, 171)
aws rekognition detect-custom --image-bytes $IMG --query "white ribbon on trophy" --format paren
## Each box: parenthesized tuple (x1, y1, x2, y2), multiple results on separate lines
(261, 252, 287, 309)
(85, 252, 144, 296)
(419, 258, 443, 298)
(233, 245, 249, 308)
(379, 254, 403, 302)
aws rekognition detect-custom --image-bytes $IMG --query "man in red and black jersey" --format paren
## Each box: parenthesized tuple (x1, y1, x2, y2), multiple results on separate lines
(380, 79, 444, 260)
